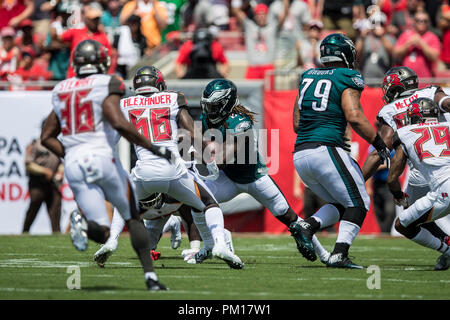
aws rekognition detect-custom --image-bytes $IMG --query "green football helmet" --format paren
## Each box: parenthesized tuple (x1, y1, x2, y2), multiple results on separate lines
(201, 79, 239, 124)
(320, 33, 356, 69)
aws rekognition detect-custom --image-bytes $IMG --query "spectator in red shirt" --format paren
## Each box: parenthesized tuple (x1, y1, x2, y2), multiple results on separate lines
(15, 19, 45, 58)
(174, 28, 229, 79)
(8, 48, 53, 91)
(0, 0, 34, 29)
(0, 27, 20, 81)
(393, 11, 441, 79)
(438, 1, 450, 69)
(55, 4, 114, 78)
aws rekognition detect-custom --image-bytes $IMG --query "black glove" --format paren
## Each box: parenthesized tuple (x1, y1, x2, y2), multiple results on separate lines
(342, 137, 352, 153)
(372, 134, 390, 169)
(150, 145, 173, 163)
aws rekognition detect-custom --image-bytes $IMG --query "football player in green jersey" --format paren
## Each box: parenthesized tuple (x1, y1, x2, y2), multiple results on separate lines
(193, 78, 332, 264)
(291, 33, 390, 268)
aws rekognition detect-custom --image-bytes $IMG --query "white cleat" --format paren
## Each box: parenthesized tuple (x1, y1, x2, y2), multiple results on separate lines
(170, 216, 182, 249)
(70, 209, 88, 251)
(224, 229, 234, 253)
(212, 243, 244, 269)
(319, 251, 331, 265)
(186, 247, 212, 264)
(93, 239, 118, 268)
(182, 248, 200, 260)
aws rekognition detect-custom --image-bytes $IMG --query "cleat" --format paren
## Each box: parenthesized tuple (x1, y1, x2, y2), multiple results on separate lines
(70, 209, 88, 251)
(151, 250, 161, 261)
(186, 247, 212, 264)
(212, 243, 244, 269)
(182, 248, 200, 260)
(326, 253, 364, 269)
(289, 221, 317, 262)
(170, 216, 182, 249)
(146, 278, 168, 291)
(434, 254, 450, 271)
(224, 229, 234, 253)
(444, 236, 450, 247)
(93, 239, 118, 268)
(319, 251, 331, 265)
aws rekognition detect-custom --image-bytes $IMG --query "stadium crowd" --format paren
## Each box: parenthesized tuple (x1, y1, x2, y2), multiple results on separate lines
(0, 0, 449, 89)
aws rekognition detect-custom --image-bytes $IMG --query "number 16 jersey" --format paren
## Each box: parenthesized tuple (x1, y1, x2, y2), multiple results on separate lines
(120, 91, 187, 181)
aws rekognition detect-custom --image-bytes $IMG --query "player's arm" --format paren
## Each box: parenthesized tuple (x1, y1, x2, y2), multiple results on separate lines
(102, 94, 171, 161)
(40, 111, 65, 158)
(387, 140, 409, 207)
(293, 93, 300, 133)
(342, 88, 390, 167)
(434, 87, 450, 113)
(361, 121, 394, 180)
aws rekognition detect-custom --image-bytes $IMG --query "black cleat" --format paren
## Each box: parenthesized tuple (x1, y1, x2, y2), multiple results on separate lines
(146, 278, 168, 291)
(289, 220, 317, 262)
(326, 253, 363, 269)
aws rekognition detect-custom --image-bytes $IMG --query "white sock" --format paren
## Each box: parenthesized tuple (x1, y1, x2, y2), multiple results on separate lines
(204, 206, 226, 246)
(190, 240, 201, 250)
(312, 204, 341, 229)
(336, 220, 360, 246)
(412, 228, 448, 253)
(109, 209, 126, 242)
(144, 272, 158, 281)
(191, 210, 214, 249)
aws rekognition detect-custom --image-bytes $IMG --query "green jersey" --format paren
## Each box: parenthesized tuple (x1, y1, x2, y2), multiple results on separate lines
(295, 67, 365, 148)
(201, 111, 267, 184)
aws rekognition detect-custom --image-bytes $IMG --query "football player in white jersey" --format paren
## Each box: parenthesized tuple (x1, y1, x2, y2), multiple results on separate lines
(362, 66, 450, 249)
(387, 98, 450, 270)
(40, 40, 171, 290)
(118, 66, 244, 269)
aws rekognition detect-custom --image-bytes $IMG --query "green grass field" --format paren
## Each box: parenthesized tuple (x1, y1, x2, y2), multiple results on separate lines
(0, 233, 449, 300)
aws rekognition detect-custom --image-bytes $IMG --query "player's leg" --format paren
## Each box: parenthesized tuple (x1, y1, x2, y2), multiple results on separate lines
(144, 215, 170, 251)
(406, 183, 450, 242)
(246, 174, 331, 263)
(168, 172, 244, 268)
(102, 160, 166, 290)
(395, 184, 450, 270)
(22, 186, 45, 233)
(178, 205, 202, 259)
(162, 215, 182, 249)
(45, 183, 62, 233)
(294, 146, 369, 268)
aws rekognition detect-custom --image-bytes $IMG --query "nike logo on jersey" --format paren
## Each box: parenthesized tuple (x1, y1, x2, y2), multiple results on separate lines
(394, 94, 419, 110)
(123, 95, 172, 107)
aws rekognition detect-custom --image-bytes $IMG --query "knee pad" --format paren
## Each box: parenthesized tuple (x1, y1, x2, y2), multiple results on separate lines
(341, 207, 367, 227)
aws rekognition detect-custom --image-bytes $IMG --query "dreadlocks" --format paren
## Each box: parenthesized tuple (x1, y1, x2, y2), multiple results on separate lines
(233, 105, 257, 123)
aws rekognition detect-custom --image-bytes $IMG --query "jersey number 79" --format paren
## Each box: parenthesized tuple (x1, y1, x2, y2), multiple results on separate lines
(298, 78, 332, 112)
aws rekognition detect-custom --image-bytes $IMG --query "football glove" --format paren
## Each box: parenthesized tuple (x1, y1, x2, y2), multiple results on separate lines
(393, 191, 409, 208)
(342, 137, 352, 153)
(372, 134, 390, 169)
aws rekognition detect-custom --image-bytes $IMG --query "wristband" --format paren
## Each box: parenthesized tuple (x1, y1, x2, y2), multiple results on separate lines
(392, 190, 404, 199)
(372, 134, 387, 152)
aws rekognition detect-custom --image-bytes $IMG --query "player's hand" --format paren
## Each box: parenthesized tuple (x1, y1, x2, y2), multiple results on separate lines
(342, 137, 352, 153)
(203, 160, 220, 181)
(393, 192, 409, 208)
(372, 134, 390, 169)
(151, 145, 173, 163)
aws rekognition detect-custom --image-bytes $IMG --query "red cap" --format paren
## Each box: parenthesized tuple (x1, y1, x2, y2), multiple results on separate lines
(254, 3, 269, 15)
(1, 27, 15, 37)
(19, 19, 33, 28)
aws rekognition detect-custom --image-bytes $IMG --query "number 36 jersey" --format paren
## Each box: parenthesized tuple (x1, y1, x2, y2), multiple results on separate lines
(120, 91, 188, 181)
(51, 74, 126, 164)
(295, 67, 365, 148)
(395, 121, 450, 190)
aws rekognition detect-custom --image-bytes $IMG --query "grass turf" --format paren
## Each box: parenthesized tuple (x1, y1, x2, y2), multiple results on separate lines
(0, 233, 448, 300)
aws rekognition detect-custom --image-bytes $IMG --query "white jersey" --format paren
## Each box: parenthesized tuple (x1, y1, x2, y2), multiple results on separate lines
(120, 91, 188, 181)
(396, 121, 450, 190)
(52, 74, 125, 164)
(377, 86, 450, 186)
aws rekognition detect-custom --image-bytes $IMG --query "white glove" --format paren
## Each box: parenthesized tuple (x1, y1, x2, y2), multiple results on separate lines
(204, 160, 219, 181)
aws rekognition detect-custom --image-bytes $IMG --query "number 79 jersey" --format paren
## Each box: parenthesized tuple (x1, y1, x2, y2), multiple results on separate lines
(395, 121, 450, 189)
(51, 74, 126, 164)
(295, 67, 365, 148)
